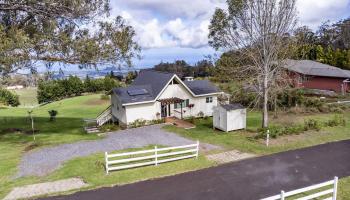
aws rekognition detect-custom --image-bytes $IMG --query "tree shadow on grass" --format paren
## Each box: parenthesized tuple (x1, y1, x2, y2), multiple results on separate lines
(0, 116, 98, 147)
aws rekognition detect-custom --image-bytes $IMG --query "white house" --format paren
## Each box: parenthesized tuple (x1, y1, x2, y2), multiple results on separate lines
(110, 70, 221, 126)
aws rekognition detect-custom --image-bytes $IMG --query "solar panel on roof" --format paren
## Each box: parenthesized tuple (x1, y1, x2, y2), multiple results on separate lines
(127, 88, 149, 96)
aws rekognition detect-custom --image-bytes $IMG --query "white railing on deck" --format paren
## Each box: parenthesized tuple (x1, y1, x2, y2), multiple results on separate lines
(96, 105, 112, 126)
(261, 177, 338, 200)
(105, 141, 199, 174)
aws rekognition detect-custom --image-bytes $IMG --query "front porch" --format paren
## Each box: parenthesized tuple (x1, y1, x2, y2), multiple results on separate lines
(158, 97, 186, 119)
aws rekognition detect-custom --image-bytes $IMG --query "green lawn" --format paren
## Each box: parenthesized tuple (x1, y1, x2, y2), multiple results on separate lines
(164, 112, 350, 155)
(339, 177, 350, 200)
(1, 96, 349, 199)
(0, 94, 110, 198)
(10, 87, 38, 107)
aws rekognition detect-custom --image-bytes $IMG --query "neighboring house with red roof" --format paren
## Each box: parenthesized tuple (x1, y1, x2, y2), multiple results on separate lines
(283, 59, 350, 94)
(110, 70, 221, 126)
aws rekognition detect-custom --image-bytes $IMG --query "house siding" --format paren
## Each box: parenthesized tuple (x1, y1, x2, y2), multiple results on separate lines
(113, 78, 219, 125)
(291, 72, 348, 93)
(111, 93, 127, 125)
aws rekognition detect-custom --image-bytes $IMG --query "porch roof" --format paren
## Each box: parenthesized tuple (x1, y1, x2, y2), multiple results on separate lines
(158, 97, 184, 105)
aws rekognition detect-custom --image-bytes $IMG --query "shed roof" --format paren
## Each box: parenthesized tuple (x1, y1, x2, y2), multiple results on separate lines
(282, 59, 350, 78)
(220, 104, 245, 111)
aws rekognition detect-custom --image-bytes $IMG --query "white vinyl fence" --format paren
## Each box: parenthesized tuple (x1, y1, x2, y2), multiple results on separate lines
(105, 141, 199, 174)
(261, 177, 338, 200)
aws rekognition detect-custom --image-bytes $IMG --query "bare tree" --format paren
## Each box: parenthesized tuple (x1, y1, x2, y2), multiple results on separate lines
(209, 0, 297, 128)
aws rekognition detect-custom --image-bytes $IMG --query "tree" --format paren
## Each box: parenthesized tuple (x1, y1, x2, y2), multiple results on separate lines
(0, 0, 141, 77)
(209, 0, 298, 128)
(0, 88, 20, 106)
(125, 71, 138, 84)
(48, 110, 58, 121)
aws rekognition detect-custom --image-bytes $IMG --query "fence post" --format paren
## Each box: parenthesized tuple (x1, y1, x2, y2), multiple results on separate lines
(155, 146, 158, 166)
(196, 140, 199, 159)
(105, 152, 109, 175)
(280, 190, 285, 200)
(333, 176, 338, 200)
(266, 130, 270, 147)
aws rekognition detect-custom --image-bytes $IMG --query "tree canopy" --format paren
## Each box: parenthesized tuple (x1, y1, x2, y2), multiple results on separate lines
(153, 60, 214, 78)
(0, 0, 141, 77)
(209, 0, 298, 128)
(292, 18, 350, 70)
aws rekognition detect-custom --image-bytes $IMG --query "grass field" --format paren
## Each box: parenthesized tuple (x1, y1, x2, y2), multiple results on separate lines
(0, 94, 110, 198)
(10, 87, 38, 107)
(164, 112, 350, 155)
(1, 94, 349, 199)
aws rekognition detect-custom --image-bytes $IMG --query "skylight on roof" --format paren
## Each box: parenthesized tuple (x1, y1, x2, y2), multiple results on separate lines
(127, 88, 149, 96)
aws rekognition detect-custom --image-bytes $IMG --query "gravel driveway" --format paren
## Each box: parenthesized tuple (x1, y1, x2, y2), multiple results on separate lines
(17, 124, 220, 177)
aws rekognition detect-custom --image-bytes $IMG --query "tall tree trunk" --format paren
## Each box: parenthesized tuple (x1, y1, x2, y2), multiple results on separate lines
(262, 73, 269, 128)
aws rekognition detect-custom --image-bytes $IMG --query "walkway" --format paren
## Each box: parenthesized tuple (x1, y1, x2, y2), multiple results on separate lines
(17, 124, 220, 177)
(165, 117, 196, 129)
(4, 178, 87, 200)
(40, 140, 350, 200)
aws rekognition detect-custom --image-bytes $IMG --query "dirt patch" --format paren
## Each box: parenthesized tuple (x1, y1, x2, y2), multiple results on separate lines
(2, 128, 23, 133)
(24, 142, 42, 152)
(84, 98, 109, 106)
(1, 128, 39, 135)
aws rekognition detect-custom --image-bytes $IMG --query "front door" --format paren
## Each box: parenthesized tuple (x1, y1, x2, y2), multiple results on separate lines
(161, 104, 171, 118)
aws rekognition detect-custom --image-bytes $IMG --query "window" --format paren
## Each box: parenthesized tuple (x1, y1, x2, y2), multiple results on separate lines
(298, 75, 310, 84)
(206, 97, 213, 103)
(174, 99, 189, 108)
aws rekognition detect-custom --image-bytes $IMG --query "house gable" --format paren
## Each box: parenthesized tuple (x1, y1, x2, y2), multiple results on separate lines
(114, 70, 220, 106)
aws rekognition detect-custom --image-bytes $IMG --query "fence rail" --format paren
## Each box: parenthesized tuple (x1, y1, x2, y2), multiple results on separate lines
(261, 177, 338, 200)
(105, 142, 199, 174)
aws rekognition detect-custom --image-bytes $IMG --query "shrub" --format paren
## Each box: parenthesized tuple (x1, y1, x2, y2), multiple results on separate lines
(304, 98, 324, 108)
(99, 123, 120, 132)
(0, 88, 20, 107)
(324, 115, 346, 127)
(100, 94, 110, 100)
(129, 119, 147, 128)
(304, 119, 322, 131)
(255, 115, 346, 140)
(150, 118, 165, 124)
(48, 110, 58, 121)
(197, 111, 204, 118)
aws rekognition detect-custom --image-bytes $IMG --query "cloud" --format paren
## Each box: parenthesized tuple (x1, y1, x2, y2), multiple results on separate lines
(111, 0, 350, 49)
(110, 0, 225, 49)
(112, 0, 225, 20)
(297, 0, 350, 29)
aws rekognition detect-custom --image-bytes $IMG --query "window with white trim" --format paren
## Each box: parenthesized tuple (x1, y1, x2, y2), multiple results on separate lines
(206, 97, 213, 103)
(174, 99, 189, 108)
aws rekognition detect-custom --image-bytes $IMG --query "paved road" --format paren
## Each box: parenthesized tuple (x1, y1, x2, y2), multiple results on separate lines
(18, 124, 219, 177)
(40, 140, 350, 200)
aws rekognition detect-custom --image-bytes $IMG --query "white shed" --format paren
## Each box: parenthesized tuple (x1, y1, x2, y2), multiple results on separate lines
(213, 104, 246, 132)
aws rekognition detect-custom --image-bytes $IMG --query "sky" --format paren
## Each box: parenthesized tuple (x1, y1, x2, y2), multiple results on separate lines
(35, 0, 350, 73)
(109, 0, 350, 69)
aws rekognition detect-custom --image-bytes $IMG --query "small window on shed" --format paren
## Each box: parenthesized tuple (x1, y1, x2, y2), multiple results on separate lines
(206, 97, 213, 103)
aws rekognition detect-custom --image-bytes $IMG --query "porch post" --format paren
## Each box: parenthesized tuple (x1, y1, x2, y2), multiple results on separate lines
(180, 102, 183, 119)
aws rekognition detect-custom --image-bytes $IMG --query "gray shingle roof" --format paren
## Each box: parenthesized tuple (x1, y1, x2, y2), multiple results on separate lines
(113, 85, 154, 104)
(184, 80, 220, 95)
(132, 70, 174, 97)
(283, 59, 350, 78)
(221, 104, 245, 111)
(113, 70, 220, 104)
